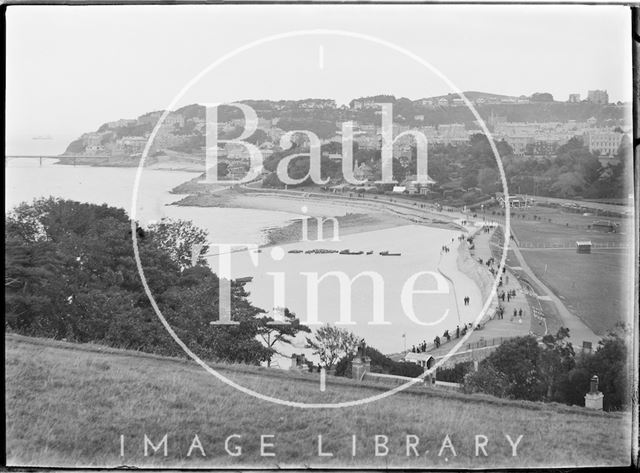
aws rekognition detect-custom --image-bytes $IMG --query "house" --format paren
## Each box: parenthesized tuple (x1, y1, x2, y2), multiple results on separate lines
(164, 113, 185, 127)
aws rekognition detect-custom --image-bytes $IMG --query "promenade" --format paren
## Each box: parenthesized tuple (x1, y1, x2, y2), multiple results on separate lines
(427, 227, 533, 361)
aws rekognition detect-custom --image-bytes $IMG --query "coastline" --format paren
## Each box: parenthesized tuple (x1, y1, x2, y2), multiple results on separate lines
(55, 155, 205, 173)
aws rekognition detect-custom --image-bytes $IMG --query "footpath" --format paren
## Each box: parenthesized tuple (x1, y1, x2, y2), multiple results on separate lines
(427, 226, 533, 361)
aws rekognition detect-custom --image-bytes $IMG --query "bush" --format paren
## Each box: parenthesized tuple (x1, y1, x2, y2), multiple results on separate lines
(437, 361, 473, 383)
(335, 347, 423, 379)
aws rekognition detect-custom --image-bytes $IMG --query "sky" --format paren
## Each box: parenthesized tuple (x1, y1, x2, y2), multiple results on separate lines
(5, 4, 633, 155)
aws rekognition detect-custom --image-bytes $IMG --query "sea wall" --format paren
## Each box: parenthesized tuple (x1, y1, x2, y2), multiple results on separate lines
(455, 231, 498, 323)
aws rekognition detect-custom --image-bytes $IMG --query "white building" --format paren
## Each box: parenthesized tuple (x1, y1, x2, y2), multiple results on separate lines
(584, 130, 625, 156)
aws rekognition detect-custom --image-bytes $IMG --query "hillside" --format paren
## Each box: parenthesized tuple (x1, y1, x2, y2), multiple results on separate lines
(61, 94, 629, 159)
(5, 334, 632, 468)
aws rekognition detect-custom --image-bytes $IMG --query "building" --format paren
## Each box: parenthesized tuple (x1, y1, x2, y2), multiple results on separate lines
(119, 136, 148, 155)
(583, 130, 624, 156)
(587, 90, 609, 105)
(525, 140, 559, 158)
(164, 113, 185, 127)
(495, 193, 532, 208)
(401, 174, 436, 194)
(437, 123, 467, 144)
(354, 134, 381, 150)
(576, 241, 592, 254)
(350, 98, 379, 110)
(568, 94, 581, 103)
(298, 99, 336, 110)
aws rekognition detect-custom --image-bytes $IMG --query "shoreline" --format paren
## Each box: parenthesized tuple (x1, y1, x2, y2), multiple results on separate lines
(55, 156, 205, 173)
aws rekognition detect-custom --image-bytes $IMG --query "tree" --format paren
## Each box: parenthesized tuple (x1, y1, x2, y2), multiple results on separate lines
(5, 198, 272, 365)
(477, 167, 500, 194)
(539, 327, 575, 401)
(462, 363, 510, 397)
(561, 331, 630, 411)
(255, 308, 310, 367)
(148, 218, 209, 270)
(530, 92, 554, 102)
(467, 336, 546, 401)
(306, 325, 359, 370)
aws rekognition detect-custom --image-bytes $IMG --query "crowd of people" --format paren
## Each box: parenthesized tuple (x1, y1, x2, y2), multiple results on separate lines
(410, 322, 475, 353)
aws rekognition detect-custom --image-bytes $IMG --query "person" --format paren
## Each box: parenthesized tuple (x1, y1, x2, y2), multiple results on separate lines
(456, 325, 460, 339)
(507, 293, 511, 302)
(519, 308, 523, 317)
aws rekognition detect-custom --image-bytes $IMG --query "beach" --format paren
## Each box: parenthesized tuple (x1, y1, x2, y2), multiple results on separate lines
(177, 187, 487, 356)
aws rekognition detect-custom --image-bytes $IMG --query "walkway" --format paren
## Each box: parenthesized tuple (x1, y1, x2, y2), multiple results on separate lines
(427, 227, 532, 359)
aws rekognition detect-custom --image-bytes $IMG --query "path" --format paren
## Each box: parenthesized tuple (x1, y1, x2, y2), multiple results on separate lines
(427, 227, 532, 359)
(508, 239, 600, 347)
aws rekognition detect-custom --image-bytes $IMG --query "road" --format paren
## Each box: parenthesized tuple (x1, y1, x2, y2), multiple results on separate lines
(527, 194, 633, 215)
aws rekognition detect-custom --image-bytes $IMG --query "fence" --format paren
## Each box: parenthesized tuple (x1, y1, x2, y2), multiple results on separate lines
(518, 240, 631, 249)
(461, 336, 516, 352)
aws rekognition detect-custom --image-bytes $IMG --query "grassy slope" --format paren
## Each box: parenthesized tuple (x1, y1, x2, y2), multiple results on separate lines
(5, 334, 632, 468)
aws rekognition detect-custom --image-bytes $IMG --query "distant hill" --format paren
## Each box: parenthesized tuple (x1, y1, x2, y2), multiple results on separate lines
(421, 91, 522, 102)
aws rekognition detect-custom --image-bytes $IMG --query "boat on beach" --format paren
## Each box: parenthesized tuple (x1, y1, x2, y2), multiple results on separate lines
(339, 249, 364, 255)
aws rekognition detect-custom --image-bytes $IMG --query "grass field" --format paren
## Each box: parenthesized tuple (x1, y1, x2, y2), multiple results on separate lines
(5, 334, 632, 469)
(495, 205, 633, 336)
